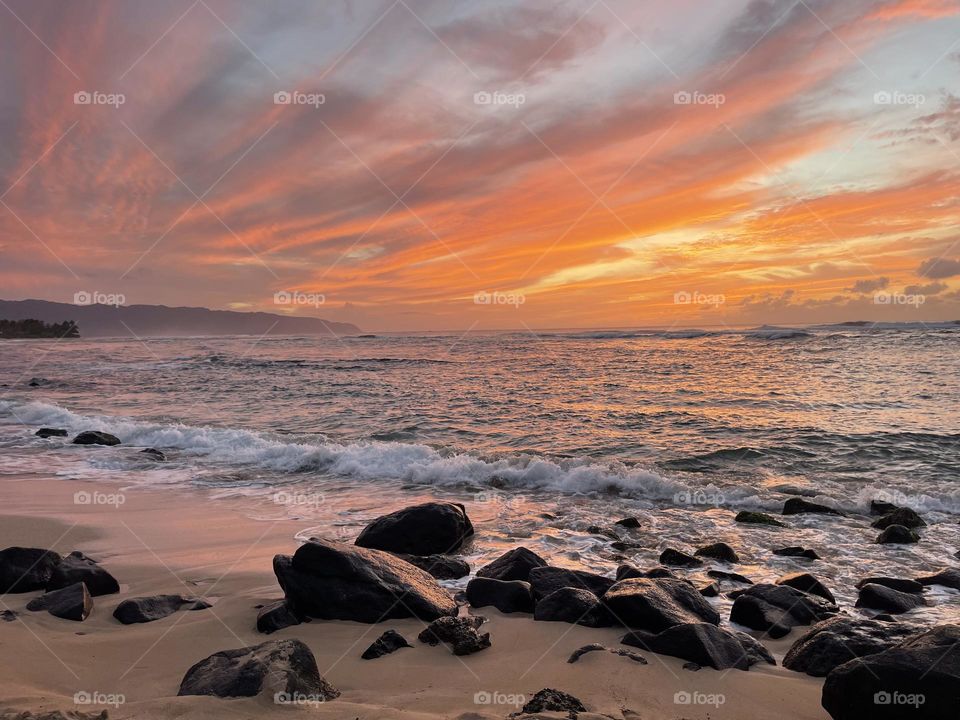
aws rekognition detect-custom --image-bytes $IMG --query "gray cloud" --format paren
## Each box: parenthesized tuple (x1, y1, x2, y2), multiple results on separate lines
(917, 256, 960, 279)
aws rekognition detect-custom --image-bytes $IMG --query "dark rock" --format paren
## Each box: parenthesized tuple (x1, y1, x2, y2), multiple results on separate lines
(774, 546, 820, 560)
(622, 622, 775, 671)
(177, 638, 339, 700)
(871, 507, 926, 530)
(36, 428, 68, 438)
(475, 547, 547, 582)
(1, 609, 18, 621)
(700, 582, 720, 597)
(417, 615, 490, 655)
(114, 594, 207, 624)
(256, 600, 302, 634)
(586, 524, 619, 540)
(659, 548, 703, 567)
(616, 565, 675, 581)
(466, 577, 534, 614)
(394, 554, 470, 580)
(783, 616, 921, 677)
(567, 644, 646, 664)
(876, 525, 919, 544)
(735, 511, 785, 527)
(855, 584, 926, 614)
(602, 577, 721, 632)
(72, 431, 121, 446)
(534, 587, 611, 627)
(527, 566, 615, 599)
(140, 448, 166, 461)
(47, 551, 119, 596)
(776, 572, 836, 604)
(610, 540, 642, 552)
(273, 538, 457, 623)
(854, 577, 923, 594)
(354, 502, 473, 555)
(26, 582, 92, 621)
(683, 661, 701, 671)
(821, 624, 960, 720)
(870, 500, 899, 516)
(916, 568, 960, 590)
(520, 689, 585, 715)
(729, 583, 837, 639)
(695, 542, 740, 563)
(361, 630, 412, 659)
(708, 570, 754, 585)
(0, 546, 61, 593)
(782, 498, 843, 516)
(615, 517, 641, 528)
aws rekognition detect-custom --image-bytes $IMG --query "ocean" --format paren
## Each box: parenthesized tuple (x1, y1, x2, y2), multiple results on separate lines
(2, 323, 958, 622)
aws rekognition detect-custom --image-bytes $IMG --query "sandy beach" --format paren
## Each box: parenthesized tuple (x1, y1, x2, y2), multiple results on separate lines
(0, 473, 830, 720)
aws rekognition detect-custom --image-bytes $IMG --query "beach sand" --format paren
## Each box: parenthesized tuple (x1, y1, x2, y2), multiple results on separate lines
(0, 474, 828, 719)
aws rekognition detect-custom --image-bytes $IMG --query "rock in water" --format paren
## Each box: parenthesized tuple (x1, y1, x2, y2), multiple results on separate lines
(602, 577, 721, 632)
(47, 552, 119, 596)
(140, 448, 166, 461)
(417, 616, 490, 655)
(783, 616, 921, 677)
(774, 546, 820, 560)
(361, 630, 412, 660)
(615, 517, 641, 528)
(876, 525, 919, 544)
(708, 570, 754, 585)
(821, 625, 960, 720)
(72, 431, 121, 446)
(871, 507, 926, 530)
(659, 548, 703, 567)
(729, 583, 837, 638)
(855, 584, 926, 614)
(0, 546, 61, 593)
(527, 566, 615, 599)
(393, 553, 470, 580)
(178, 639, 339, 701)
(26, 582, 92, 621)
(621, 622, 775, 670)
(617, 565, 676, 580)
(694, 542, 740, 563)
(870, 500, 899, 516)
(35, 428, 68, 438)
(256, 599, 302, 634)
(475, 546, 547, 581)
(534, 587, 611, 627)
(466, 577, 535, 614)
(735, 511, 785, 527)
(915, 568, 960, 590)
(775, 572, 836, 604)
(520, 689, 585, 715)
(354, 502, 473, 555)
(782, 498, 844, 516)
(854, 577, 923, 594)
(114, 594, 207, 624)
(273, 538, 457, 623)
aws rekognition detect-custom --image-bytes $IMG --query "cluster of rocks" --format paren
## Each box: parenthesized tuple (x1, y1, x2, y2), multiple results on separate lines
(34, 427, 166, 460)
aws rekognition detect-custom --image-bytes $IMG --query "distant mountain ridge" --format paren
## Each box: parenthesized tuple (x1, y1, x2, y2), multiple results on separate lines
(0, 299, 360, 338)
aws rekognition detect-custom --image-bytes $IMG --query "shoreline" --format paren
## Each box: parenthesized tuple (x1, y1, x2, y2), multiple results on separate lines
(0, 473, 829, 719)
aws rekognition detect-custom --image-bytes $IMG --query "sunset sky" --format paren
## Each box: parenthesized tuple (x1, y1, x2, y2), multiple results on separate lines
(2, 0, 960, 331)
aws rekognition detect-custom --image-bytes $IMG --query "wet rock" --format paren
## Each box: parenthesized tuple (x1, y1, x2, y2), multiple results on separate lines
(615, 517, 641, 528)
(774, 546, 820, 560)
(602, 577, 720, 632)
(177, 638, 339, 700)
(567, 644, 646, 664)
(659, 548, 703, 568)
(876, 525, 919, 544)
(417, 615, 490, 655)
(700, 582, 720, 597)
(776, 572, 836, 604)
(708, 570, 754, 585)
(394, 553, 470, 580)
(729, 583, 837, 639)
(361, 629, 412, 659)
(855, 584, 926, 614)
(273, 538, 457, 622)
(610, 540, 642, 552)
(587, 524, 619, 540)
(354, 502, 473, 555)
(782, 498, 844, 516)
(870, 500, 899, 516)
(0, 546, 61, 593)
(854, 577, 923, 594)
(26, 582, 92, 621)
(520, 689, 585, 715)
(1, 609, 17, 621)
(140, 448, 166, 461)
(47, 551, 119, 597)
(695, 542, 739, 563)
(821, 624, 960, 720)
(114, 594, 209, 624)
(871, 507, 926, 530)
(72, 431, 121, 446)
(534, 587, 611, 627)
(256, 599, 302, 634)
(616, 565, 675, 581)
(475, 547, 547, 582)
(622, 622, 775, 670)
(35, 428, 68, 438)
(735, 511, 785, 527)
(783, 616, 921, 677)
(466, 577, 535, 614)
(528, 566, 615, 600)
(916, 568, 960, 590)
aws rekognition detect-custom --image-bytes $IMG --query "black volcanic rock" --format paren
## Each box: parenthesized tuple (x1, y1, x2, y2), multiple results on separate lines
(870, 500, 899, 516)
(602, 577, 720, 632)
(774, 546, 820, 560)
(256, 599, 302, 634)
(36, 428, 67, 438)
(729, 583, 837, 639)
(622, 622, 774, 670)
(273, 538, 457, 622)
(775, 572, 836, 604)
(73, 431, 120, 446)
(418, 615, 490, 655)
(708, 570, 754, 585)
(177, 639, 339, 700)
(0, 546, 61, 593)
(26, 582, 92, 621)
(871, 507, 926, 530)
(695, 542, 739, 563)
(394, 554, 470, 580)
(475, 547, 547, 582)
(854, 577, 923, 594)
(520, 689, 585, 715)
(876, 525, 919, 544)
(916, 568, 960, 590)
(534, 587, 611, 627)
(616, 565, 676, 581)
(782, 498, 843, 516)
(528, 566, 615, 600)
(140, 448, 166, 461)
(783, 616, 921, 677)
(615, 517, 641, 528)
(466, 577, 534, 614)
(114, 594, 208, 624)
(362, 630, 412, 660)
(354, 502, 473, 555)
(47, 551, 119, 596)
(855, 584, 926, 614)
(735, 511, 785, 527)
(659, 548, 703, 567)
